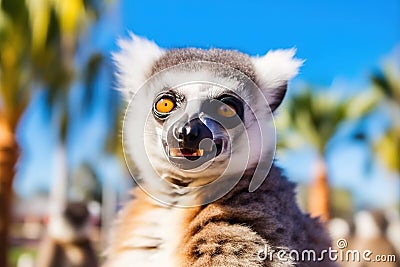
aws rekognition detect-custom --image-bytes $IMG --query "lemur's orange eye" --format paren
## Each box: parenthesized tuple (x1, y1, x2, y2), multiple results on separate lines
(218, 104, 236, 118)
(155, 98, 175, 113)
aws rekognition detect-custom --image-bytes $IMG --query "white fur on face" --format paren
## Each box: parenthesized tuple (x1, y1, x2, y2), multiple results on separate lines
(124, 68, 275, 192)
(125, 70, 244, 180)
(113, 33, 165, 100)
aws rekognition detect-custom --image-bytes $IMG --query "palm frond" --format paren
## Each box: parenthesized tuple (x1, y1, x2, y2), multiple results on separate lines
(278, 86, 377, 155)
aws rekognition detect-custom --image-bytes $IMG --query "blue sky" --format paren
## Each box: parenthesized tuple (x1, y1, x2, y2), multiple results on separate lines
(14, 0, 400, 208)
(122, 0, 399, 85)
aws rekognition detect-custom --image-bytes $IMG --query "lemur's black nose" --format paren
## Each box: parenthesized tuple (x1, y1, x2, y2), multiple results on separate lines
(174, 118, 213, 149)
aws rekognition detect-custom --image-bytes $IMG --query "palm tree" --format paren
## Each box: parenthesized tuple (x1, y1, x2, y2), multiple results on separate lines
(1, 2, 35, 265)
(277, 87, 378, 222)
(370, 64, 400, 175)
(0, 1, 106, 265)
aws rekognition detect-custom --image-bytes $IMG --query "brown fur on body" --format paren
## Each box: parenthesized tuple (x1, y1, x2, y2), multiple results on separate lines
(105, 166, 336, 267)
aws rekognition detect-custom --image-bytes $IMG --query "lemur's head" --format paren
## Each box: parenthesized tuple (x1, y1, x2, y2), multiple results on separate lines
(114, 34, 302, 204)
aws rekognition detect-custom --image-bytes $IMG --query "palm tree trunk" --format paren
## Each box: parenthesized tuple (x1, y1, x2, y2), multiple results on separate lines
(308, 156, 330, 223)
(49, 144, 68, 217)
(0, 115, 18, 267)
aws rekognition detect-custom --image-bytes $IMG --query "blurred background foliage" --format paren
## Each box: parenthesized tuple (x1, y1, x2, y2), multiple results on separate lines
(0, 0, 121, 266)
(276, 85, 380, 222)
(0, 0, 399, 266)
(370, 66, 400, 174)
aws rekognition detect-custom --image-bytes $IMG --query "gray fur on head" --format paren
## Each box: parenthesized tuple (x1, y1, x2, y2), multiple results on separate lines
(113, 33, 303, 111)
(151, 48, 257, 81)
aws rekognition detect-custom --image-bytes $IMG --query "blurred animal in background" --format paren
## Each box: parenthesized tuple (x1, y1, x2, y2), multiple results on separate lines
(349, 210, 399, 267)
(104, 34, 337, 267)
(333, 210, 400, 267)
(36, 202, 98, 267)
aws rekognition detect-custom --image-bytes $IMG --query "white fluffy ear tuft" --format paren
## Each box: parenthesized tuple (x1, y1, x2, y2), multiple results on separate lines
(251, 49, 304, 111)
(251, 48, 303, 90)
(112, 33, 164, 100)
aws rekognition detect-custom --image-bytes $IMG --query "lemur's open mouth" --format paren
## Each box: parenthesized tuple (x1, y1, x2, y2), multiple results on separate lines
(168, 139, 223, 161)
(169, 148, 204, 157)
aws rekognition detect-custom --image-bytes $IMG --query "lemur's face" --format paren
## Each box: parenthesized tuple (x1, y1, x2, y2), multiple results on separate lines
(115, 34, 302, 202)
(127, 64, 261, 187)
(153, 84, 244, 170)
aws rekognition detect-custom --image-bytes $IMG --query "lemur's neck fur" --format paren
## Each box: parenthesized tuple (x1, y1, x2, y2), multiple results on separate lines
(143, 166, 260, 207)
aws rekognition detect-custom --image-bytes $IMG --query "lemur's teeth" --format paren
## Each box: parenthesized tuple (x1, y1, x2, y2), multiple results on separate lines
(169, 148, 180, 157)
(169, 148, 204, 157)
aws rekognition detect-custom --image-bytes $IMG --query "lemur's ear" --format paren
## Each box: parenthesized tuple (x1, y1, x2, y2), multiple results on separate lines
(113, 33, 164, 100)
(251, 49, 303, 111)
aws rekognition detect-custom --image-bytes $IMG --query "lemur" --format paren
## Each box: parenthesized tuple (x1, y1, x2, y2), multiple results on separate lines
(36, 202, 98, 267)
(104, 34, 337, 267)
(348, 210, 400, 267)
